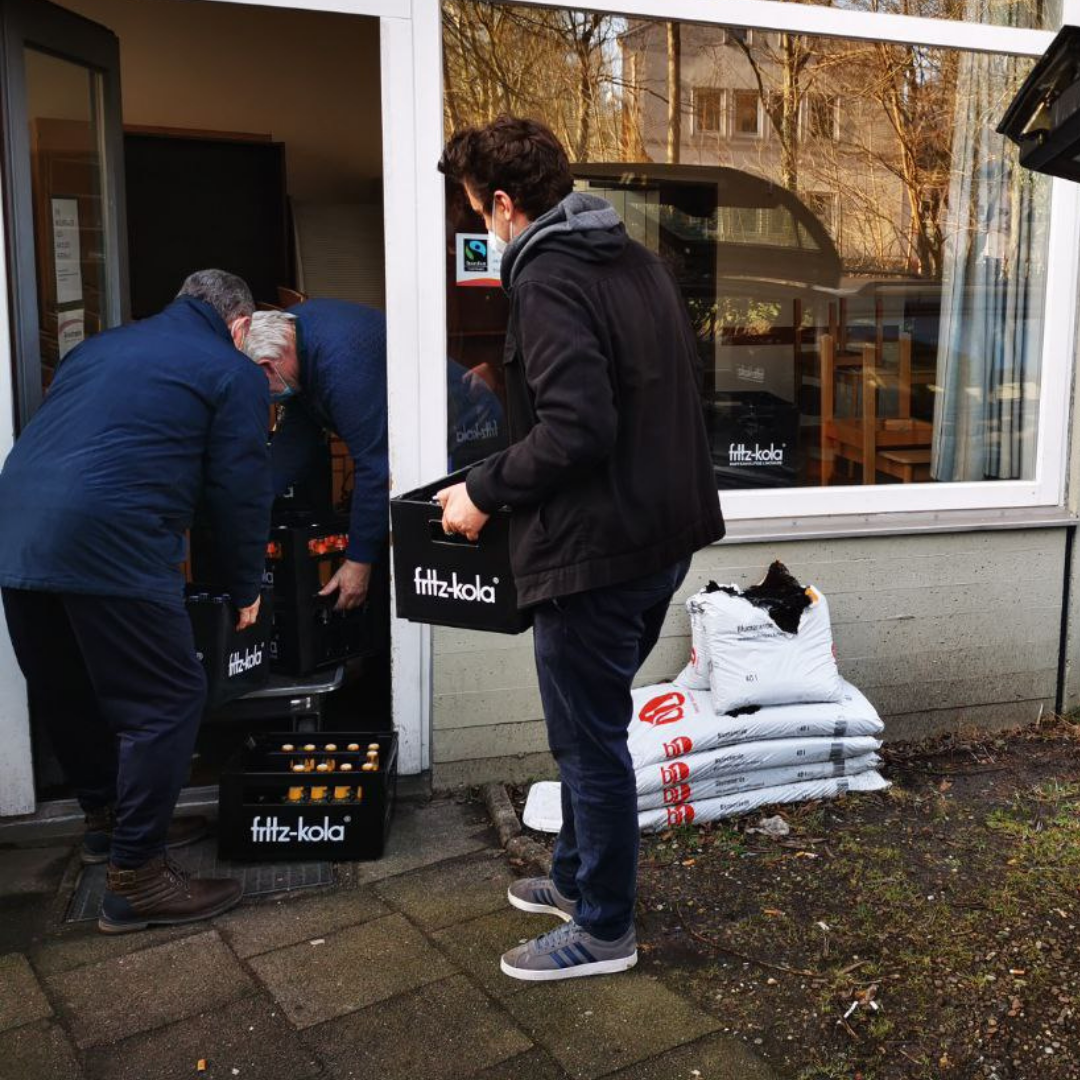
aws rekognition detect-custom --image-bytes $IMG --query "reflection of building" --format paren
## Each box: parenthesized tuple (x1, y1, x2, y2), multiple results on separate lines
(619, 20, 914, 277)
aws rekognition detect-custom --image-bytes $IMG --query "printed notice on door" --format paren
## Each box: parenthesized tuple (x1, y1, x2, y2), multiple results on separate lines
(51, 198, 83, 305)
(58, 309, 85, 359)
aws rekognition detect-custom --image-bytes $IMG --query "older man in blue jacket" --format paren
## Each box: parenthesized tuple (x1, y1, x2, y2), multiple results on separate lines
(0, 269, 272, 934)
(242, 300, 387, 611)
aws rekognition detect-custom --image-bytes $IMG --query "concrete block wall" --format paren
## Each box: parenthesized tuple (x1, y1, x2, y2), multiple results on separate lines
(432, 527, 1067, 789)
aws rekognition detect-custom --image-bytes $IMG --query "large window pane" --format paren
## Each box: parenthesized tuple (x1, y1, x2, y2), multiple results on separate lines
(24, 48, 110, 397)
(442, 4, 1050, 488)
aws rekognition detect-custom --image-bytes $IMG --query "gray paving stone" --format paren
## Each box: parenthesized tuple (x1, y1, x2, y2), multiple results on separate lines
(0, 1020, 83, 1080)
(82, 994, 322, 1080)
(501, 973, 721, 1080)
(347, 798, 494, 885)
(31, 924, 201, 977)
(373, 851, 514, 930)
(248, 912, 455, 1029)
(45, 930, 253, 1049)
(305, 974, 532, 1080)
(474, 1048, 569, 1080)
(0, 847, 71, 897)
(0, 953, 51, 1033)
(603, 1032, 779, 1080)
(431, 908, 547, 1000)
(214, 885, 390, 959)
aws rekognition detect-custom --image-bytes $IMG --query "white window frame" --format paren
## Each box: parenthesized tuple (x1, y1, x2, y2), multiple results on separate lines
(722, 26, 754, 47)
(493, 0, 1076, 521)
(801, 90, 839, 140)
(731, 86, 763, 137)
(692, 86, 724, 135)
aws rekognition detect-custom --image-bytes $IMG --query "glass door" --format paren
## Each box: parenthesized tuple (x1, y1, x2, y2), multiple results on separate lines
(1, 0, 127, 428)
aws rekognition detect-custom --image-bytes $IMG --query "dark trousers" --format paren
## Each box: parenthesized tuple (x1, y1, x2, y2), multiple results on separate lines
(532, 558, 691, 941)
(2, 588, 207, 867)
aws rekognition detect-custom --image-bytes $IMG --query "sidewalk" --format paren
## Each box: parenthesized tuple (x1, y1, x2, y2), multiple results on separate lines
(0, 796, 776, 1080)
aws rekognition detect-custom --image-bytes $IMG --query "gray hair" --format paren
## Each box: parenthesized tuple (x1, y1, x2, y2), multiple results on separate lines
(176, 269, 254, 324)
(243, 310, 297, 363)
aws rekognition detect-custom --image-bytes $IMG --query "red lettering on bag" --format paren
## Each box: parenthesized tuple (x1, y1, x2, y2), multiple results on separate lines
(639, 691, 685, 726)
(659, 761, 690, 785)
(665, 804, 695, 826)
(662, 736, 693, 759)
(662, 783, 692, 805)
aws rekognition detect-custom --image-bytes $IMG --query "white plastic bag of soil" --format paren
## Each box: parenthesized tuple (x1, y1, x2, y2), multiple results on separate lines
(634, 735, 881, 795)
(636, 751, 881, 811)
(674, 595, 710, 690)
(698, 562, 845, 713)
(638, 770, 891, 833)
(627, 680, 883, 770)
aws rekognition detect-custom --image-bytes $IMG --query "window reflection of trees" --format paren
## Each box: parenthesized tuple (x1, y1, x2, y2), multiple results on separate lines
(442, 1, 1049, 487)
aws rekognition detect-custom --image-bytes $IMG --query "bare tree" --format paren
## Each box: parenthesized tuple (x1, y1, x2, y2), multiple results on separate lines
(667, 21, 681, 164)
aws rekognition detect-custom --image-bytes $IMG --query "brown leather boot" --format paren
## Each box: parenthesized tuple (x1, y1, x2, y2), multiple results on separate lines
(82, 807, 209, 865)
(98, 855, 242, 934)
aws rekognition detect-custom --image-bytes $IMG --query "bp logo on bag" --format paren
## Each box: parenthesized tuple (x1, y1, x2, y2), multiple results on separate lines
(638, 690, 685, 726)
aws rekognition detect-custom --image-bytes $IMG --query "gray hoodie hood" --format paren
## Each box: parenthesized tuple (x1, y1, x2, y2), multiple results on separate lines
(500, 191, 624, 291)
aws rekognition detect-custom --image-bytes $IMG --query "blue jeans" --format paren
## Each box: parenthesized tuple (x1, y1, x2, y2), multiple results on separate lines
(532, 558, 691, 941)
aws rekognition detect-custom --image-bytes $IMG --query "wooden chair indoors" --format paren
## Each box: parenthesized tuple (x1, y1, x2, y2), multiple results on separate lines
(819, 331, 933, 485)
(277, 285, 308, 307)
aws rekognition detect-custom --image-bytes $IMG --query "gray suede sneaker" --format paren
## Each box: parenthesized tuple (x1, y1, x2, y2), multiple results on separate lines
(507, 877, 576, 922)
(500, 920, 637, 981)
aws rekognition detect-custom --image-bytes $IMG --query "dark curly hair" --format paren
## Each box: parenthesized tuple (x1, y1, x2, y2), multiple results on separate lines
(438, 116, 574, 221)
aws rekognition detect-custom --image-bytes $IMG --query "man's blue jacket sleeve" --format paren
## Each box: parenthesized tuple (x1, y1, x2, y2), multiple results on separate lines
(202, 364, 273, 605)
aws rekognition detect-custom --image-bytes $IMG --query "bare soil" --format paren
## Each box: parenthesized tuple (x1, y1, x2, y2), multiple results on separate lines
(509, 717, 1080, 1080)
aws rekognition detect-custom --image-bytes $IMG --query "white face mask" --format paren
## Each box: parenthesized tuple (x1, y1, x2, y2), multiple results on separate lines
(487, 202, 515, 259)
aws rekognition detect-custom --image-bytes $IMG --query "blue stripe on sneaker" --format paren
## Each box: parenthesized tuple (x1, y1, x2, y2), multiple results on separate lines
(556, 948, 579, 968)
(572, 942, 597, 964)
(550, 948, 570, 969)
(538, 888, 553, 906)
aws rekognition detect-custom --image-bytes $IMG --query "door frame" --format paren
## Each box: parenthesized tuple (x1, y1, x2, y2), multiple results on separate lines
(0, 0, 438, 814)
(0, 0, 130, 430)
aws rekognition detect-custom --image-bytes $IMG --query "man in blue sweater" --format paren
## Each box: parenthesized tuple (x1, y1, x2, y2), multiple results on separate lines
(0, 269, 272, 933)
(242, 301, 388, 610)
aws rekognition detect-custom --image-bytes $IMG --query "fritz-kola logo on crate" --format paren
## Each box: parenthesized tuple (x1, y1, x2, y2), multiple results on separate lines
(413, 568, 498, 604)
(249, 815, 348, 843)
(728, 442, 785, 466)
(227, 644, 264, 678)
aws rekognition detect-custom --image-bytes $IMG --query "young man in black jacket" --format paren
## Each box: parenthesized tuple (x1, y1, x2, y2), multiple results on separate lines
(438, 118, 724, 980)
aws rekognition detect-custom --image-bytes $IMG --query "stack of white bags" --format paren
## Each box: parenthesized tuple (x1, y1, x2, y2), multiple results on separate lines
(635, 564, 888, 831)
(524, 562, 890, 835)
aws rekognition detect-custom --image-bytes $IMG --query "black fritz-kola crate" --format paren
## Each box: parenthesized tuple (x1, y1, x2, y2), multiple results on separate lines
(186, 586, 273, 709)
(390, 465, 531, 634)
(218, 731, 397, 860)
(264, 515, 388, 674)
